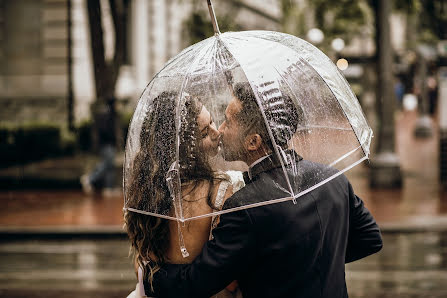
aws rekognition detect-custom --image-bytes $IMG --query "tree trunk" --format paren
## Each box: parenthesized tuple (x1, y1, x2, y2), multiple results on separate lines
(67, 0, 74, 131)
(87, 0, 109, 100)
(86, 0, 128, 151)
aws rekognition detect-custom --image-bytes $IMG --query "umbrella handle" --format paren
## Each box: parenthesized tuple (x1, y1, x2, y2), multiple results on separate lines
(207, 0, 221, 35)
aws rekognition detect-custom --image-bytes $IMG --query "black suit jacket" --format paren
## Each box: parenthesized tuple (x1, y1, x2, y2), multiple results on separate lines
(146, 152, 383, 298)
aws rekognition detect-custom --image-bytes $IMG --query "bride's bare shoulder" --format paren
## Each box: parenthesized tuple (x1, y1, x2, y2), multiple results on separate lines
(181, 179, 211, 201)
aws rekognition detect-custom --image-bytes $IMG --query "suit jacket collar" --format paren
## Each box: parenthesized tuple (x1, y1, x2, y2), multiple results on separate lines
(242, 149, 303, 184)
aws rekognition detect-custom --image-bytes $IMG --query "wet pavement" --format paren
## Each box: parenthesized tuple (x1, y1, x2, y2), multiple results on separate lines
(0, 110, 445, 229)
(0, 110, 447, 297)
(0, 190, 124, 227)
(0, 238, 134, 298)
(1, 232, 447, 298)
(346, 110, 447, 227)
(346, 232, 447, 297)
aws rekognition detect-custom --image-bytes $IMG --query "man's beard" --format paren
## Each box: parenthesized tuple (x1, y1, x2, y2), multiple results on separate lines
(220, 141, 243, 162)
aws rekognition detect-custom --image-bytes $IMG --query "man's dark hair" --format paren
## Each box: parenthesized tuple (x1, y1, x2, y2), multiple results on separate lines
(232, 81, 303, 149)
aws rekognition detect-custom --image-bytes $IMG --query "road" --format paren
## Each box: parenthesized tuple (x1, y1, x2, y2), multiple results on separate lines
(1, 232, 447, 297)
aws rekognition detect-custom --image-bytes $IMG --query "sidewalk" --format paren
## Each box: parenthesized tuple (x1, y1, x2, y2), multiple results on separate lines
(347, 110, 446, 232)
(0, 110, 445, 234)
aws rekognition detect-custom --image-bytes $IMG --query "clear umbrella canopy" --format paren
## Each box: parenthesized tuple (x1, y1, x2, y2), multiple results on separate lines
(123, 30, 372, 223)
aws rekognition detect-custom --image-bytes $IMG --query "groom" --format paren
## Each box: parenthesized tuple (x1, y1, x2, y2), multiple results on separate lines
(146, 82, 383, 297)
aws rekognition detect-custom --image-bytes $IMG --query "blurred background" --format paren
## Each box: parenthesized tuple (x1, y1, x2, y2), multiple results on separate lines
(0, 0, 446, 297)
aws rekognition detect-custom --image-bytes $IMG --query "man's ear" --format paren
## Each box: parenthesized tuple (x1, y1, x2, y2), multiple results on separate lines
(244, 134, 262, 151)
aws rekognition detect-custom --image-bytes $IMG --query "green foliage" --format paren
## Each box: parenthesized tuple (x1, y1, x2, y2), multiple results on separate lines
(418, 0, 447, 41)
(280, 0, 307, 37)
(0, 109, 132, 168)
(312, 0, 369, 42)
(284, 0, 445, 50)
(184, 11, 216, 45)
(75, 111, 133, 152)
(76, 120, 93, 152)
(183, 10, 242, 45)
(279, 0, 372, 53)
(120, 111, 134, 143)
(389, 0, 447, 44)
(393, 0, 420, 13)
(0, 123, 64, 168)
(386, 0, 445, 43)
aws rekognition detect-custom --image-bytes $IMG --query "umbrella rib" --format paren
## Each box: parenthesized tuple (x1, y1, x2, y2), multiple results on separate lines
(182, 155, 369, 222)
(271, 63, 361, 179)
(296, 125, 352, 131)
(145, 45, 198, 80)
(282, 42, 368, 157)
(218, 36, 298, 200)
(124, 207, 178, 221)
(316, 68, 369, 158)
(123, 79, 159, 208)
(124, 49, 203, 219)
(271, 63, 308, 132)
(210, 40, 219, 110)
(252, 32, 369, 158)
(127, 152, 367, 222)
(328, 144, 363, 167)
(172, 41, 215, 222)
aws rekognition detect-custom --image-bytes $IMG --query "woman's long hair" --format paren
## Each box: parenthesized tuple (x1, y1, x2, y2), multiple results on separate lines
(124, 91, 215, 289)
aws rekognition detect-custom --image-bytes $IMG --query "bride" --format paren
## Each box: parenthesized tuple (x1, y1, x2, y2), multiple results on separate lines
(125, 91, 240, 297)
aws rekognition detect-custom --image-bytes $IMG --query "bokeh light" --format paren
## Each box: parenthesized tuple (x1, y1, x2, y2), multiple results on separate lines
(336, 58, 349, 70)
(331, 38, 345, 52)
(307, 28, 324, 45)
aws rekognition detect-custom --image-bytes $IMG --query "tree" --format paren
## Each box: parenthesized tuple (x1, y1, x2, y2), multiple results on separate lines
(86, 0, 130, 150)
(186, 0, 371, 50)
(391, 0, 447, 48)
(280, 0, 371, 52)
(183, 2, 242, 45)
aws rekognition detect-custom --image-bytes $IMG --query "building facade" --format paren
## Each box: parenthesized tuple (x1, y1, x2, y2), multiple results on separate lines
(0, 0, 281, 126)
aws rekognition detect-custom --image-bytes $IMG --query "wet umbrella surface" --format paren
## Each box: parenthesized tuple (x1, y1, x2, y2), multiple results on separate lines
(124, 30, 372, 222)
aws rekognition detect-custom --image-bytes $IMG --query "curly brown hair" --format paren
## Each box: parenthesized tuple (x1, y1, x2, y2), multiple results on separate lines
(124, 91, 216, 290)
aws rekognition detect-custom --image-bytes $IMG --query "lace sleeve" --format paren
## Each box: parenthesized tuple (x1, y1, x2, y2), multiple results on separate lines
(225, 170, 245, 192)
(209, 174, 232, 240)
(210, 171, 246, 239)
(214, 179, 231, 210)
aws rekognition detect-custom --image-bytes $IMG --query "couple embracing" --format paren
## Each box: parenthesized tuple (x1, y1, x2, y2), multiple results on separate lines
(125, 81, 383, 298)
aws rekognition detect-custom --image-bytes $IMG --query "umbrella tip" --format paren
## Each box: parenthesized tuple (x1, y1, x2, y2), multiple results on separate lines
(207, 0, 221, 35)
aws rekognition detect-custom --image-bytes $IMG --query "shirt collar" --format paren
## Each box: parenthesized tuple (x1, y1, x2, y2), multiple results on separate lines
(242, 149, 303, 184)
(248, 155, 270, 179)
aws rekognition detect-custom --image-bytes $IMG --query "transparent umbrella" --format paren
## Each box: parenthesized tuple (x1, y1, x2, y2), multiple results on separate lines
(123, 2, 372, 252)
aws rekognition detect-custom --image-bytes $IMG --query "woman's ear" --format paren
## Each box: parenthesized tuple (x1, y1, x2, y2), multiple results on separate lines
(244, 133, 262, 151)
